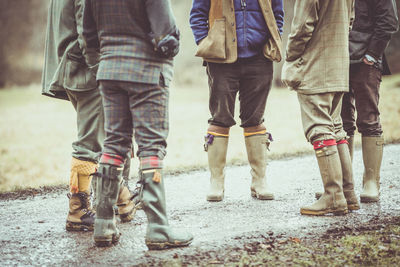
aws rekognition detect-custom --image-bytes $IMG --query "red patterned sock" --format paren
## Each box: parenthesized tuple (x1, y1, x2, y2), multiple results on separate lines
(313, 139, 337, 150)
(100, 153, 124, 167)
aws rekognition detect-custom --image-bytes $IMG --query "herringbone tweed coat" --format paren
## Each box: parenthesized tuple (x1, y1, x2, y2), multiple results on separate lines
(282, 0, 355, 94)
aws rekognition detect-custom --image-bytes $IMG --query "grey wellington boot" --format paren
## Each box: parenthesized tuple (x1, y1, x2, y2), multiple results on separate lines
(315, 136, 355, 200)
(93, 164, 123, 247)
(245, 134, 274, 200)
(337, 143, 360, 211)
(360, 136, 384, 203)
(140, 169, 193, 250)
(206, 136, 228, 201)
(301, 145, 348, 216)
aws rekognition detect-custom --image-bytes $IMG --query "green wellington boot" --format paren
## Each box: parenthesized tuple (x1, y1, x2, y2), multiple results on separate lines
(245, 134, 274, 200)
(206, 136, 228, 201)
(337, 143, 360, 210)
(360, 136, 384, 203)
(93, 164, 123, 247)
(140, 169, 193, 250)
(301, 145, 348, 216)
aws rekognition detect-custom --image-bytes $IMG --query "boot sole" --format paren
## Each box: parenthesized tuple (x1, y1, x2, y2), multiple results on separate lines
(300, 208, 348, 216)
(207, 194, 224, 202)
(66, 221, 94, 232)
(146, 239, 193, 250)
(251, 191, 274, 200)
(360, 196, 379, 203)
(347, 204, 360, 211)
(94, 233, 121, 247)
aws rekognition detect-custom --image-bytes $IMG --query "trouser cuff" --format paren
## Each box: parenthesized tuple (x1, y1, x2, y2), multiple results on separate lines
(100, 153, 124, 167)
(140, 156, 163, 170)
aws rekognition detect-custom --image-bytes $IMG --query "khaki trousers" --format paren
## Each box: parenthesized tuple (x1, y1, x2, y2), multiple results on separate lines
(297, 92, 347, 143)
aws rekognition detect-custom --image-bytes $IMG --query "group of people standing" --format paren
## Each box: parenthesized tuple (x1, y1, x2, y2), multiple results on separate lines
(41, 0, 398, 250)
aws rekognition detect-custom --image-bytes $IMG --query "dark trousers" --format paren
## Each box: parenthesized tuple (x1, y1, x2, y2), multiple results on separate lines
(206, 55, 273, 128)
(341, 63, 383, 137)
(99, 80, 169, 160)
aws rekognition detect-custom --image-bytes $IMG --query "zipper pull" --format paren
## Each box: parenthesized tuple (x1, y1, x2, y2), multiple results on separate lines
(241, 0, 246, 9)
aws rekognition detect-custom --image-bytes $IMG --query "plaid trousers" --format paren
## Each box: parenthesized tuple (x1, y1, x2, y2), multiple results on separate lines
(99, 79, 169, 160)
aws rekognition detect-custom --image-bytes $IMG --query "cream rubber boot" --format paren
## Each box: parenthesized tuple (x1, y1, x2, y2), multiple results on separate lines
(315, 137, 355, 200)
(337, 143, 360, 210)
(301, 145, 348, 216)
(206, 136, 228, 201)
(360, 136, 384, 203)
(245, 134, 274, 200)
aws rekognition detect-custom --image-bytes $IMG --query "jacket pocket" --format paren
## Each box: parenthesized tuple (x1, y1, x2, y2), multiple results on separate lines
(195, 18, 226, 60)
(262, 36, 282, 62)
(349, 31, 372, 61)
(281, 57, 304, 89)
(64, 55, 97, 91)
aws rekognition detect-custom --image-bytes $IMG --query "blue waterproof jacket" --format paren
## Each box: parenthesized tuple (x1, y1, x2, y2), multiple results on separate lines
(190, 0, 284, 58)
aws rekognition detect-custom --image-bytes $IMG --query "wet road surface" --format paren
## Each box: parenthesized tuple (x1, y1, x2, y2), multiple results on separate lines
(1, 144, 399, 265)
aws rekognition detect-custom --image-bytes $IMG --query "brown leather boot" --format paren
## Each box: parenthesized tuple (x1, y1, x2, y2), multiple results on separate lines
(66, 192, 95, 231)
(360, 136, 384, 203)
(301, 145, 348, 216)
(116, 184, 140, 223)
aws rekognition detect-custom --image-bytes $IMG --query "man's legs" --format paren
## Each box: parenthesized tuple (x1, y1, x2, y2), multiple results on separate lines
(351, 64, 384, 202)
(204, 62, 239, 201)
(64, 88, 103, 231)
(332, 93, 360, 211)
(297, 92, 347, 216)
(93, 81, 133, 246)
(128, 80, 193, 249)
(239, 56, 274, 200)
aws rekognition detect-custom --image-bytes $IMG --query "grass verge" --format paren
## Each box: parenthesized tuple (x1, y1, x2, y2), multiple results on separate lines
(149, 216, 400, 266)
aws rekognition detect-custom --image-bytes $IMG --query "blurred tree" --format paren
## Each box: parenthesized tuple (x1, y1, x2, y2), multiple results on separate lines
(0, 0, 47, 88)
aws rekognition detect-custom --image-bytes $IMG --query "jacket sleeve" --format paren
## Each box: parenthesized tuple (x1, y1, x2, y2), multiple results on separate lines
(189, 0, 211, 45)
(367, 0, 399, 59)
(145, 0, 178, 40)
(285, 0, 319, 62)
(271, 0, 284, 35)
(79, 0, 100, 68)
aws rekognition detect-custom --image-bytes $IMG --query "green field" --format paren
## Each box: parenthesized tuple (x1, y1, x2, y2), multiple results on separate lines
(0, 75, 399, 192)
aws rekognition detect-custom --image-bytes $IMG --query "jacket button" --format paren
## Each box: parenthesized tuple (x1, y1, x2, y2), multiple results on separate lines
(231, 22, 234, 26)
(233, 38, 236, 42)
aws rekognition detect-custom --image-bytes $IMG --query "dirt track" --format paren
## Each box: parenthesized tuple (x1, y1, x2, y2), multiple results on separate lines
(0, 144, 399, 266)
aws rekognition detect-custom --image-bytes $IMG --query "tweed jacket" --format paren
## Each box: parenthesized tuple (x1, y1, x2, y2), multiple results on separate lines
(282, 0, 355, 94)
(42, 0, 98, 100)
(83, 0, 177, 85)
(190, 0, 283, 63)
